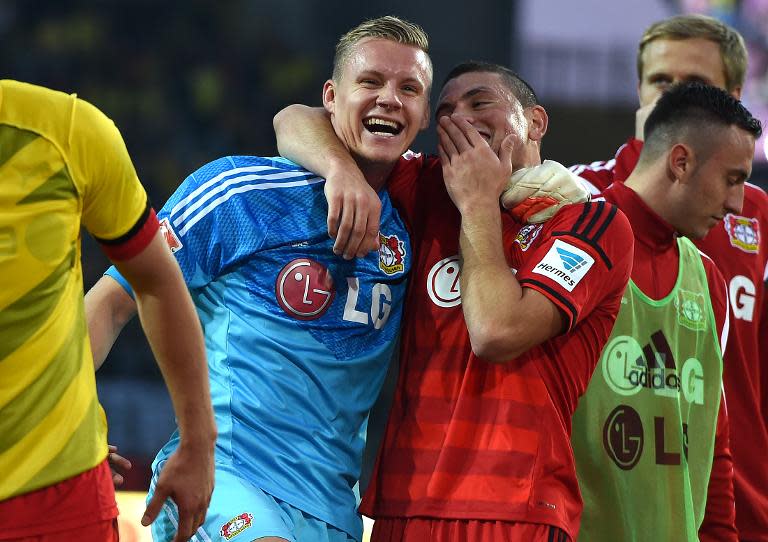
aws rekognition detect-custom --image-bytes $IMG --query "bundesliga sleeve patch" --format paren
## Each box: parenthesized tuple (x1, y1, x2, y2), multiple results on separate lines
(532, 239, 594, 292)
(159, 217, 183, 253)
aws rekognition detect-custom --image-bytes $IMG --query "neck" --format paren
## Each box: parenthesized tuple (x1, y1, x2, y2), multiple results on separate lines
(357, 159, 395, 192)
(624, 165, 678, 228)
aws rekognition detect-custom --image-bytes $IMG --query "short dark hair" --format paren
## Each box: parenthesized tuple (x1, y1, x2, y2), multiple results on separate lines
(642, 82, 761, 160)
(442, 61, 538, 108)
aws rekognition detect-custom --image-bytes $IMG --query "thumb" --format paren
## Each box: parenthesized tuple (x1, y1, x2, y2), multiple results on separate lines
(499, 132, 517, 173)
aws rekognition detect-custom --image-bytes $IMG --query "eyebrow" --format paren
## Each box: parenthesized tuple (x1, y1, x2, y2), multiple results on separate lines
(435, 86, 496, 117)
(463, 86, 495, 97)
(357, 69, 425, 87)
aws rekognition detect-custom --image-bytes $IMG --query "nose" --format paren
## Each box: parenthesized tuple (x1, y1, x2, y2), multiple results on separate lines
(376, 82, 402, 110)
(449, 103, 476, 124)
(725, 183, 745, 215)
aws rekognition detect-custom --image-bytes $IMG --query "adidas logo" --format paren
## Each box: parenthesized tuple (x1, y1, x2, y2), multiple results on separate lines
(556, 247, 587, 272)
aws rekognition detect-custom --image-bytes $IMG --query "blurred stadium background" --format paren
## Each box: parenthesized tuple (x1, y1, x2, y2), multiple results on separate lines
(5, 0, 766, 538)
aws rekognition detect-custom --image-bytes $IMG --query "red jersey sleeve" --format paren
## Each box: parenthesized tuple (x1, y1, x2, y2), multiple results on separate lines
(700, 253, 729, 357)
(515, 200, 633, 331)
(569, 138, 643, 194)
(699, 394, 738, 542)
(698, 254, 738, 540)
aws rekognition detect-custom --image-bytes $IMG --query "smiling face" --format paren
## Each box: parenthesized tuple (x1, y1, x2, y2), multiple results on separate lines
(323, 37, 431, 181)
(638, 37, 735, 107)
(435, 71, 542, 171)
(673, 124, 754, 238)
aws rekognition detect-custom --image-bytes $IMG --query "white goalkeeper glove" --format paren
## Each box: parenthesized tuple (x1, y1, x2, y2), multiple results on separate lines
(501, 159, 590, 223)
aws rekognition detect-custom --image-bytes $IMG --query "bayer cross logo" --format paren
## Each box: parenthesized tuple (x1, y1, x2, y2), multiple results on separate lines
(556, 246, 587, 272)
(724, 214, 760, 253)
(675, 289, 706, 331)
(681, 300, 702, 322)
(275, 258, 335, 320)
(603, 404, 644, 470)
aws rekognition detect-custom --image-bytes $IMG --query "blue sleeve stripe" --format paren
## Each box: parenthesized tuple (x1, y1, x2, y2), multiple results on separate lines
(104, 265, 135, 299)
(175, 175, 325, 236)
(170, 165, 315, 220)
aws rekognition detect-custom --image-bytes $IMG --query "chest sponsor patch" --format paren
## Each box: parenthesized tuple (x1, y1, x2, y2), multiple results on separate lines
(159, 217, 182, 253)
(275, 258, 335, 320)
(532, 239, 594, 292)
(723, 214, 760, 253)
(427, 255, 462, 307)
(379, 232, 406, 275)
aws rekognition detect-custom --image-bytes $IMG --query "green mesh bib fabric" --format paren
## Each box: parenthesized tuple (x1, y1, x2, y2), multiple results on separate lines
(572, 237, 722, 541)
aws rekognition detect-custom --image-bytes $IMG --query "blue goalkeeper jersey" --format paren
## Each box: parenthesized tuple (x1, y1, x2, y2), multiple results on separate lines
(106, 155, 410, 539)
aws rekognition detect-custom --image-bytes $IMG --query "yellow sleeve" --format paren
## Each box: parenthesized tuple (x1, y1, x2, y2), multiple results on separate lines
(68, 97, 149, 241)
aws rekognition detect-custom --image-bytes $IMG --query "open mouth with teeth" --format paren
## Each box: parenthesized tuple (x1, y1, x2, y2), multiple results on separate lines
(363, 117, 403, 137)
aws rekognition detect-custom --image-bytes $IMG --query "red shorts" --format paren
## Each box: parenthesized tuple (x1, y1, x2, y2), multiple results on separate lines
(371, 517, 570, 542)
(0, 459, 118, 541)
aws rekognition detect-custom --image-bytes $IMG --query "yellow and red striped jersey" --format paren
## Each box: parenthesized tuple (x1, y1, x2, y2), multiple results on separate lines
(0, 80, 153, 500)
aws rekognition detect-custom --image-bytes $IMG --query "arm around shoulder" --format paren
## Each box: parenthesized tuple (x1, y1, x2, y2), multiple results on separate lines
(273, 103, 381, 258)
(85, 275, 138, 370)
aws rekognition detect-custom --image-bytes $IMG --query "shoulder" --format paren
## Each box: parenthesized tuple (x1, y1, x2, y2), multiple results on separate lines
(744, 182, 768, 210)
(163, 156, 324, 229)
(696, 246, 729, 329)
(697, 248, 727, 292)
(546, 201, 632, 267)
(173, 155, 323, 200)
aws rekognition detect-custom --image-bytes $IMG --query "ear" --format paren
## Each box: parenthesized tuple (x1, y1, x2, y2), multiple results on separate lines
(668, 143, 694, 184)
(419, 98, 431, 130)
(730, 86, 742, 100)
(322, 80, 336, 115)
(526, 105, 548, 142)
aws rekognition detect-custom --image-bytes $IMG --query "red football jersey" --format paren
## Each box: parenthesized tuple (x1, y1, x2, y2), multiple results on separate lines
(573, 140, 768, 539)
(360, 156, 633, 539)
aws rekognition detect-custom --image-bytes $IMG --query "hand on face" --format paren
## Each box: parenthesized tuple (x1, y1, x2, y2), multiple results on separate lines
(438, 114, 516, 213)
(634, 100, 658, 141)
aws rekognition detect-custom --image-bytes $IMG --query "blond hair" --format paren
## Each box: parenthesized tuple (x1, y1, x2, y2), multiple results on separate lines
(332, 16, 430, 80)
(638, 14, 747, 92)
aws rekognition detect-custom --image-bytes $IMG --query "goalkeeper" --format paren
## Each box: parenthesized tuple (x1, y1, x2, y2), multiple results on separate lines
(274, 61, 634, 541)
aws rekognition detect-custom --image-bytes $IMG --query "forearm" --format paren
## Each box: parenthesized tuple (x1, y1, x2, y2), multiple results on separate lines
(699, 396, 737, 541)
(133, 273, 215, 447)
(85, 275, 138, 370)
(274, 105, 356, 178)
(459, 201, 529, 361)
(114, 234, 216, 448)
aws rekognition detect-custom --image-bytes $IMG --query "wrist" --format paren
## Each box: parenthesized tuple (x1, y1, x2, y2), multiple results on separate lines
(326, 151, 358, 177)
(177, 411, 217, 449)
(455, 194, 502, 216)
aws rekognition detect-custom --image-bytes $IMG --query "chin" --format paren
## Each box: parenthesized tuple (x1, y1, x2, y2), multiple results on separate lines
(361, 149, 406, 166)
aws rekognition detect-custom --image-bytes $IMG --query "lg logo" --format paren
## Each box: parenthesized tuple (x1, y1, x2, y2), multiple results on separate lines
(427, 256, 461, 308)
(275, 258, 392, 329)
(729, 275, 756, 322)
(276, 258, 335, 320)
